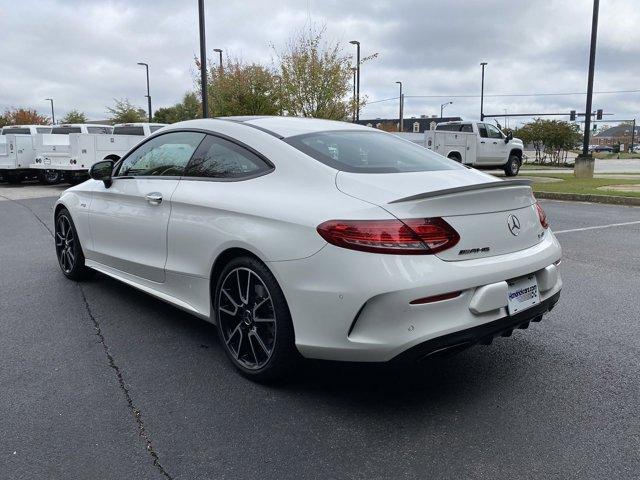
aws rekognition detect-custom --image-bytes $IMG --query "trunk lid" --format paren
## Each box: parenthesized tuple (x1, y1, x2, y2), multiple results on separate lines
(336, 170, 545, 261)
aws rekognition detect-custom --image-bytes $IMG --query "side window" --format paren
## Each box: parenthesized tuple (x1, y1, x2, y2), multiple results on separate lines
(486, 124, 504, 139)
(478, 124, 488, 138)
(118, 131, 205, 177)
(184, 135, 272, 179)
(87, 126, 111, 134)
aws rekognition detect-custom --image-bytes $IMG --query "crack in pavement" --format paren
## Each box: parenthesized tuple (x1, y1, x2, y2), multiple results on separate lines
(78, 286, 174, 480)
(2, 194, 174, 479)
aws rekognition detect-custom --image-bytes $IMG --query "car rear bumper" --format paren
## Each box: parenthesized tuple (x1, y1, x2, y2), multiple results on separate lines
(391, 290, 560, 363)
(268, 231, 562, 362)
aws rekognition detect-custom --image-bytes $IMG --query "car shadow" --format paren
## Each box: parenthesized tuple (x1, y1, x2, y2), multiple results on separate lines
(85, 272, 546, 409)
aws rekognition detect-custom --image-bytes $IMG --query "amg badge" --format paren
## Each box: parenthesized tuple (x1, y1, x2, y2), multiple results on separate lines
(458, 247, 490, 255)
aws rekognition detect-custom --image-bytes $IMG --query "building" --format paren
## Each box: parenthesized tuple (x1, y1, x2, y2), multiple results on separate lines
(593, 124, 639, 147)
(356, 115, 462, 133)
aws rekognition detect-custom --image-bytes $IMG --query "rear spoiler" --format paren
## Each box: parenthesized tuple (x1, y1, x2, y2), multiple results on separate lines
(388, 179, 533, 204)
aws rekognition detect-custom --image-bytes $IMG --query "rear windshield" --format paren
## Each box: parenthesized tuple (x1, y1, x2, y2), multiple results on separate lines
(2, 128, 30, 135)
(114, 126, 145, 136)
(36, 127, 52, 134)
(436, 123, 473, 132)
(286, 130, 464, 173)
(52, 127, 82, 134)
(87, 126, 112, 134)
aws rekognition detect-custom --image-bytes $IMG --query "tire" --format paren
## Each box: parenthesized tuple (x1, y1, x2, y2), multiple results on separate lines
(214, 256, 299, 382)
(39, 170, 61, 185)
(504, 154, 521, 176)
(54, 208, 94, 281)
(447, 153, 462, 163)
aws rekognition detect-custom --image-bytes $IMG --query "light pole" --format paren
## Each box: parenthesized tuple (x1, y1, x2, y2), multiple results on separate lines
(440, 101, 452, 119)
(45, 98, 55, 124)
(198, 0, 208, 118)
(137, 62, 152, 122)
(396, 82, 403, 132)
(213, 48, 223, 74)
(575, 0, 600, 178)
(350, 40, 360, 121)
(480, 62, 487, 121)
(351, 67, 357, 122)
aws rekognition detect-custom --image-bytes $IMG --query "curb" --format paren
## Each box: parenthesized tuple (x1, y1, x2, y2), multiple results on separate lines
(534, 191, 640, 206)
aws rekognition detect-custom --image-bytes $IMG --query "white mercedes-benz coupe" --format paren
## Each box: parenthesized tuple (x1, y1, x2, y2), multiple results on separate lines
(54, 116, 562, 380)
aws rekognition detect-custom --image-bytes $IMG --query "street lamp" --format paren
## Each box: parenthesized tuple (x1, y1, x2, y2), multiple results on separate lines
(137, 62, 152, 122)
(480, 62, 487, 121)
(45, 98, 55, 125)
(213, 48, 223, 74)
(198, 0, 208, 118)
(351, 67, 357, 122)
(349, 40, 360, 121)
(396, 81, 403, 132)
(440, 101, 453, 119)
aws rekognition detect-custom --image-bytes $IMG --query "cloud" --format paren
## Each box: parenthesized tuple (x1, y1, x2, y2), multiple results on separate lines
(0, 0, 638, 127)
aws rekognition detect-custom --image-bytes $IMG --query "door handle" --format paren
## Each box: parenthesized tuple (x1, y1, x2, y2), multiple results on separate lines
(145, 192, 163, 206)
(493, 141, 498, 144)
(480, 141, 486, 144)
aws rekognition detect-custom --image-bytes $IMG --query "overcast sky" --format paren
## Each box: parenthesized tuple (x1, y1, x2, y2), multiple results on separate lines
(1, 0, 639, 127)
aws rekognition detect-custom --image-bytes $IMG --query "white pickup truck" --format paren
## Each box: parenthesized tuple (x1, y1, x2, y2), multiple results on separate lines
(425, 121, 524, 176)
(0, 125, 53, 184)
(31, 123, 166, 184)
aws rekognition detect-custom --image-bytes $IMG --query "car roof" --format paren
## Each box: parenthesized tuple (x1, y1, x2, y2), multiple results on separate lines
(3, 125, 52, 128)
(113, 123, 167, 127)
(169, 116, 372, 139)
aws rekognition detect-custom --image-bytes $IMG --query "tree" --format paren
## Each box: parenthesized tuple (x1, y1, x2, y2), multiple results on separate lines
(61, 110, 88, 124)
(1, 108, 50, 126)
(106, 98, 146, 123)
(208, 60, 281, 116)
(153, 92, 201, 123)
(276, 25, 360, 120)
(515, 119, 581, 165)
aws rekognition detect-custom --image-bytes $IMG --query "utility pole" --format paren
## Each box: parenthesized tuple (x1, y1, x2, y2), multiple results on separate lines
(137, 62, 152, 122)
(631, 119, 636, 153)
(480, 62, 487, 121)
(350, 41, 360, 121)
(576, 0, 599, 178)
(45, 98, 55, 124)
(198, 0, 208, 118)
(213, 48, 223, 74)
(351, 67, 357, 122)
(440, 101, 452, 119)
(396, 81, 403, 131)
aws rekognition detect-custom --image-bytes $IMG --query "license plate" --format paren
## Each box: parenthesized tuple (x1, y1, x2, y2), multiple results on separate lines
(507, 274, 540, 315)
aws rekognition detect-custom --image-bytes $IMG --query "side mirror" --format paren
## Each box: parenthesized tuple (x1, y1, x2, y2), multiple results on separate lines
(505, 131, 513, 143)
(89, 160, 114, 188)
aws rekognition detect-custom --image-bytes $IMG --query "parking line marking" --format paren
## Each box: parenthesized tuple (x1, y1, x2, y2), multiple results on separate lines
(554, 220, 640, 234)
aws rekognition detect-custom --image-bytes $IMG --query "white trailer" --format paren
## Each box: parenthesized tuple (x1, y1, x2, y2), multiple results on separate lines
(31, 123, 165, 184)
(425, 121, 525, 176)
(0, 125, 53, 184)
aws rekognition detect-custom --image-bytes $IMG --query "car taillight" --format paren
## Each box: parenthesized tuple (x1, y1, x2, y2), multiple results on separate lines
(535, 202, 549, 229)
(316, 218, 460, 255)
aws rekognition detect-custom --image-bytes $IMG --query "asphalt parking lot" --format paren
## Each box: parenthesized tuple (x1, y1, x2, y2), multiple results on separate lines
(1, 184, 639, 480)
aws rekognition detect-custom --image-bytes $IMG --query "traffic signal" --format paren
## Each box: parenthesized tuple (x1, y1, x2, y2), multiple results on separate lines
(596, 109, 603, 120)
(570, 110, 576, 121)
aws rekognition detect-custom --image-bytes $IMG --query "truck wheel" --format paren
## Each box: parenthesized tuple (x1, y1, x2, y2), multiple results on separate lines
(504, 155, 521, 176)
(39, 170, 61, 185)
(447, 153, 462, 163)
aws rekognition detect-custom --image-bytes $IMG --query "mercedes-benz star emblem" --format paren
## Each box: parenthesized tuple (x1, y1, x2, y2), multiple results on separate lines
(507, 214, 521, 236)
